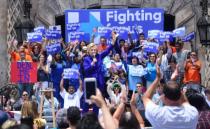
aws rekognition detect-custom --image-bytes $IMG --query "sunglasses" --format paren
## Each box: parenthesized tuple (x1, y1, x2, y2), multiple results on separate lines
(22, 94, 28, 96)
(190, 54, 196, 56)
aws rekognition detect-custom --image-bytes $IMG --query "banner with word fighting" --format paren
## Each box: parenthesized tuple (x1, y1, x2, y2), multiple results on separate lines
(10, 62, 37, 83)
(65, 8, 164, 44)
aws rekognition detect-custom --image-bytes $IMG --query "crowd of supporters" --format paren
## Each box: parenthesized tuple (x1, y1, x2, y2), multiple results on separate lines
(0, 31, 210, 129)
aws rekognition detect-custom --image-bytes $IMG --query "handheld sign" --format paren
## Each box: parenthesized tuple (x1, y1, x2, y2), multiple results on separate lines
(128, 65, 147, 77)
(142, 41, 159, 53)
(27, 32, 43, 43)
(63, 68, 79, 79)
(148, 30, 162, 39)
(182, 32, 195, 42)
(46, 25, 62, 39)
(173, 27, 186, 37)
(10, 62, 37, 83)
(34, 26, 46, 35)
(46, 43, 61, 55)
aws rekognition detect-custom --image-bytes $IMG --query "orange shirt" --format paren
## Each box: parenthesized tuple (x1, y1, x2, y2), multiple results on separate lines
(11, 51, 32, 62)
(183, 60, 201, 84)
(171, 46, 176, 53)
(24, 48, 31, 55)
(97, 44, 107, 53)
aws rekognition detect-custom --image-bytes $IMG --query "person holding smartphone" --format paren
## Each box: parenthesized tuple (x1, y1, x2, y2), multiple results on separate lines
(60, 76, 83, 109)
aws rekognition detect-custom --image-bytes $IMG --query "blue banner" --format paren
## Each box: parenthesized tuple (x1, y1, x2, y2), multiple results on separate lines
(34, 26, 46, 36)
(65, 8, 164, 43)
(27, 32, 43, 43)
(63, 68, 79, 79)
(182, 32, 195, 42)
(46, 25, 62, 39)
(45, 43, 61, 55)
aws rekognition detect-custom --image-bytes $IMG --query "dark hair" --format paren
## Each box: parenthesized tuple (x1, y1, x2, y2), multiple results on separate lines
(119, 112, 140, 129)
(56, 109, 69, 129)
(168, 55, 177, 64)
(67, 106, 81, 126)
(0, 110, 9, 125)
(20, 116, 33, 129)
(57, 120, 69, 129)
(76, 112, 102, 129)
(32, 44, 41, 54)
(38, 54, 47, 65)
(109, 107, 116, 115)
(163, 81, 181, 101)
(136, 82, 143, 85)
(131, 56, 140, 64)
(160, 79, 165, 84)
(205, 88, 210, 94)
(175, 39, 183, 46)
(7, 124, 31, 129)
(119, 39, 125, 43)
(186, 89, 209, 111)
(100, 36, 106, 40)
(139, 33, 145, 36)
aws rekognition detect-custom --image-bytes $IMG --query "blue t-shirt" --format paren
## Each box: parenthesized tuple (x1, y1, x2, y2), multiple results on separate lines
(145, 62, 156, 82)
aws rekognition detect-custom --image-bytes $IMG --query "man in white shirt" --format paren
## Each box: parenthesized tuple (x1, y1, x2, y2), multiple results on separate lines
(60, 77, 83, 109)
(142, 65, 198, 129)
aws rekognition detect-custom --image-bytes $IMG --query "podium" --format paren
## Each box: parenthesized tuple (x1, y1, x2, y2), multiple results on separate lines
(39, 89, 56, 128)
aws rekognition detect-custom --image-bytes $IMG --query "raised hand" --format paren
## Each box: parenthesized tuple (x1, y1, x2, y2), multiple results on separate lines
(156, 64, 161, 79)
(111, 31, 118, 45)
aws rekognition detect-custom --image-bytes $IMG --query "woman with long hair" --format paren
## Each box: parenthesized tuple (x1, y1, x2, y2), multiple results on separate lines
(21, 101, 46, 129)
(145, 53, 157, 89)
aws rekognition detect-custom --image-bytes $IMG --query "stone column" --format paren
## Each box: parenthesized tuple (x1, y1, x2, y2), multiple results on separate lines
(0, 0, 8, 85)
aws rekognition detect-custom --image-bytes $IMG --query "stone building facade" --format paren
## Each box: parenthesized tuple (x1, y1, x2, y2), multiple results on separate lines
(1, 0, 210, 87)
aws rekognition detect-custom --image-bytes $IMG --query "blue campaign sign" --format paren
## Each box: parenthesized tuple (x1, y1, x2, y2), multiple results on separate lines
(148, 30, 162, 38)
(27, 32, 43, 43)
(142, 41, 159, 53)
(159, 31, 173, 39)
(63, 68, 79, 79)
(182, 32, 195, 42)
(173, 27, 186, 37)
(46, 25, 62, 39)
(65, 8, 164, 43)
(34, 26, 46, 35)
(45, 43, 61, 55)
(158, 31, 174, 44)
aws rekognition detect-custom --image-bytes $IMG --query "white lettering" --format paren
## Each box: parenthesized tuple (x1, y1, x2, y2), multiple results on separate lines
(106, 9, 162, 24)
(106, 11, 114, 22)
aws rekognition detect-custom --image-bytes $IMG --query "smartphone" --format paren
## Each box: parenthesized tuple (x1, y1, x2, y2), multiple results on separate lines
(84, 78, 97, 102)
